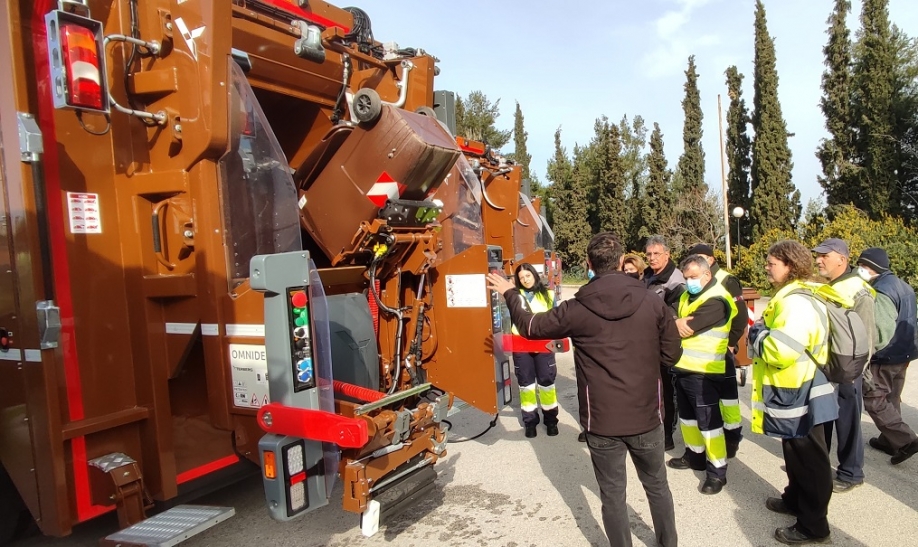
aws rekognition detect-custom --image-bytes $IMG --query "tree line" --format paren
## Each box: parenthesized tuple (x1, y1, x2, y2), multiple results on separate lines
(452, 0, 918, 282)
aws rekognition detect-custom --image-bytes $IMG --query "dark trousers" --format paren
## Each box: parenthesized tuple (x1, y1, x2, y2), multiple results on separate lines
(512, 352, 558, 427)
(675, 372, 728, 480)
(782, 425, 832, 539)
(586, 424, 677, 547)
(863, 362, 917, 451)
(722, 352, 743, 448)
(823, 377, 864, 483)
(660, 365, 677, 441)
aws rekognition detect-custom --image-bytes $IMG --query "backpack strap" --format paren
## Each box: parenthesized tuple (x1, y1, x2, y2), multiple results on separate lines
(785, 289, 829, 367)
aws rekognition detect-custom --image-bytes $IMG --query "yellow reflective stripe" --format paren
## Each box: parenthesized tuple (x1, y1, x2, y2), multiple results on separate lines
(519, 383, 537, 411)
(681, 348, 727, 361)
(700, 330, 729, 340)
(538, 385, 558, 409)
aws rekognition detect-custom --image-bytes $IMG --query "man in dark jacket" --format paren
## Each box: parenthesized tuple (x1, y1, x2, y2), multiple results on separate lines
(645, 235, 686, 451)
(487, 232, 682, 547)
(856, 247, 918, 465)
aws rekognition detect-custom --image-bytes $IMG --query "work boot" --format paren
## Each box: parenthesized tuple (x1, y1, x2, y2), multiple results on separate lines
(578, 431, 587, 442)
(701, 477, 725, 495)
(765, 497, 796, 516)
(869, 436, 895, 456)
(832, 478, 863, 493)
(524, 425, 537, 438)
(727, 442, 739, 459)
(774, 525, 830, 545)
(891, 438, 918, 465)
(546, 424, 559, 436)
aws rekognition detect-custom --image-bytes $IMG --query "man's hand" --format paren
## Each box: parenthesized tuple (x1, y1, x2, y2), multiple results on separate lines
(675, 316, 695, 338)
(486, 272, 516, 295)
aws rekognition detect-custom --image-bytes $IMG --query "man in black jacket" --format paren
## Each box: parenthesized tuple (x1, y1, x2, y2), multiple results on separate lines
(644, 235, 686, 451)
(856, 247, 918, 465)
(487, 232, 682, 547)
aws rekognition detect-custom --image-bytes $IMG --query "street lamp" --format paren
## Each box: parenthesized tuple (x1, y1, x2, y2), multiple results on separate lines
(732, 207, 745, 264)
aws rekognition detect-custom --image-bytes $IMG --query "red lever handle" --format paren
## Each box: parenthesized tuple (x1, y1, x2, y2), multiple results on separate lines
(257, 403, 369, 448)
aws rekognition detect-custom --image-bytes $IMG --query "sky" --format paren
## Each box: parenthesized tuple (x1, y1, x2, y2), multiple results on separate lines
(362, 0, 918, 210)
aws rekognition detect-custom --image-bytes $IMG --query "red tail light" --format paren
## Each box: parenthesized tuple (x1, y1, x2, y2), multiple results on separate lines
(45, 10, 109, 114)
(61, 24, 103, 110)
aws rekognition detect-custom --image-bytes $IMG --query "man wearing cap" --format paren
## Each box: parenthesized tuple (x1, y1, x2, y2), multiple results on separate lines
(856, 247, 918, 465)
(814, 238, 876, 492)
(685, 243, 748, 459)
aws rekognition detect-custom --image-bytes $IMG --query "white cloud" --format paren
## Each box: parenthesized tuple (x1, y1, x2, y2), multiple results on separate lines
(643, 0, 722, 79)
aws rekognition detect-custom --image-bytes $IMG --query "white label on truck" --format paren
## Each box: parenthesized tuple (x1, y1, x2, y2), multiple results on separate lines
(67, 192, 102, 234)
(445, 274, 488, 308)
(229, 343, 270, 408)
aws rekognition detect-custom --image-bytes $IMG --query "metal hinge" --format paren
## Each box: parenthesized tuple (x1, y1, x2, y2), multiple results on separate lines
(17, 113, 43, 163)
(36, 301, 61, 349)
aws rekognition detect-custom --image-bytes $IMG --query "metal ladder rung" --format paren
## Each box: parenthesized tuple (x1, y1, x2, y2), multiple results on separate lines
(101, 505, 234, 547)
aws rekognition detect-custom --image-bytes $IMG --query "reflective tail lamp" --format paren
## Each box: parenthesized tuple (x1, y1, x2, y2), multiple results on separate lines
(45, 10, 110, 114)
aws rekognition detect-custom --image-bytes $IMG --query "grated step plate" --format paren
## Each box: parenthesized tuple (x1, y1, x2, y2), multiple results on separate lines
(102, 505, 234, 547)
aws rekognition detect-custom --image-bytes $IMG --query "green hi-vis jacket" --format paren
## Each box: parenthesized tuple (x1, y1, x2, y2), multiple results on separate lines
(751, 280, 841, 438)
(674, 282, 738, 374)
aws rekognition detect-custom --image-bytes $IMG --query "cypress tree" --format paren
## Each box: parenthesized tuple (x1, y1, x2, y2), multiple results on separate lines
(852, 0, 899, 217)
(641, 122, 674, 240)
(510, 101, 532, 183)
(592, 118, 628, 238)
(750, 0, 801, 237)
(678, 56, 707, 193)
(621, 115, 649, 250)
(725, 66, 753, 246)
(546, 129, 591, 269)
(817, 0, 857, 207)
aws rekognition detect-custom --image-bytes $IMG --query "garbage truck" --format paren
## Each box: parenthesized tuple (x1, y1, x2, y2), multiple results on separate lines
(0, 0, 511, 542)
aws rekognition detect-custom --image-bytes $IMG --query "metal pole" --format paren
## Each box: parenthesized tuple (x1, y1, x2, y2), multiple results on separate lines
(736, 217, 741, 264)
(718, 94, 731, 269)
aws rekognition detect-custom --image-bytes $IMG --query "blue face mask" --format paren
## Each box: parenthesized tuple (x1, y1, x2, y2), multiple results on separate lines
(587, 269, 595, 280)
(686, 278, 704, 295)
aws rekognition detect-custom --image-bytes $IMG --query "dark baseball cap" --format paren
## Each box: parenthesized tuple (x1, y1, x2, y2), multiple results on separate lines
(812, 238, 849, 257)
(686, 243, 715, 257)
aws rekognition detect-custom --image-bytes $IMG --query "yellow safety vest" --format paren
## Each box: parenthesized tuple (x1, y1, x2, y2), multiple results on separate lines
(751, 280, 837, 438)
(833, 274, 876, 301)
(674, 282, 738, 374)
(511, 291, 553, 335)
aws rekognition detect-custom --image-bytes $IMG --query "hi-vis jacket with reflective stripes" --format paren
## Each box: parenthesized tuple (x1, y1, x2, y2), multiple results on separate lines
(511, 291, 554, 335)
(675, 282, 738, 374)
(751, 280, 839, 438)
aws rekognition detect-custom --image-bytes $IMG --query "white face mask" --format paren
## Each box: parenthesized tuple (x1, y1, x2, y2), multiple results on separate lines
(857, 266, 873, 281)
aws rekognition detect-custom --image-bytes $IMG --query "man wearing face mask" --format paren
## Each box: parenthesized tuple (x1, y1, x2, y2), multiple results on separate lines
(855, 248, 918, 465)
(813, 238, 876, 493)
(666, 255, 737, 495)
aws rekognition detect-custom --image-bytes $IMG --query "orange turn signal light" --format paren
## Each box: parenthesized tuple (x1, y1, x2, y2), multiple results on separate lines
(263, 450, 277, 479)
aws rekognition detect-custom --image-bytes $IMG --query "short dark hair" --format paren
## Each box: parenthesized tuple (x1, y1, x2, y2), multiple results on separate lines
(768, 240, 814, 284)
(679, 254, 710, 273)
(587, 232, 624, 275)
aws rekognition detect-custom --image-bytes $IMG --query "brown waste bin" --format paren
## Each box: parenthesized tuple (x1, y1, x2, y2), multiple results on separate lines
(735, 287, 762, 367)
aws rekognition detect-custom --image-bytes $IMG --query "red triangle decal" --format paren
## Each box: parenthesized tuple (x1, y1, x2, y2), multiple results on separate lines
(377, 171, 395, 183)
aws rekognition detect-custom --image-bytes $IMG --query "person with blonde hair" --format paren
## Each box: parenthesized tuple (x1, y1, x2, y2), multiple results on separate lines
(622, 254, 647, 279)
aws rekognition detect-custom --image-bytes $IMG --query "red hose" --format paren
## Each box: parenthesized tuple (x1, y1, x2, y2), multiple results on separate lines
(368, 279, 380, 335)
(334, 380, 384, 402)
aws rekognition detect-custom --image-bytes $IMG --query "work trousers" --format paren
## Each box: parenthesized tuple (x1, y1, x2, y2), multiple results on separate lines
(512, 352, 558, 427)
(781, 425, 832, 539)
(586, 424, 677, 547)
(675, 372, 728, 480)
(823, 377, 864, 483)
(660, 365, 677, 443)
(720, 352, 743, 449)
(863, 362, 917, 451)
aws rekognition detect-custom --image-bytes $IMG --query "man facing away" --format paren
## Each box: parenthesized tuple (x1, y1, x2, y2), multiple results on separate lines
(644, 235, 686, 451)
(686, 243, 749, 459)
(487, 232, 682, 547)
(855, 247, 918, 465)
(813, 238, 876, 493)
(666, 255, 737, 495)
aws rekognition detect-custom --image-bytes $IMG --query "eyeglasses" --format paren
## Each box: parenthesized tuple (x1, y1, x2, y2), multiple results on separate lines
(646, 252, 667, 257)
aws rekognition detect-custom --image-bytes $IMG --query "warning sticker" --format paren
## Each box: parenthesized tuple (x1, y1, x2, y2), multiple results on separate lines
(229, 343, 270, 409)
(67, 192, 102, 234)
(445, 274, 488, 308)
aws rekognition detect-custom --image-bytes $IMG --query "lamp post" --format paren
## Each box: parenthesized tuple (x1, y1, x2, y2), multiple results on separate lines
(732, 206, 745, 265)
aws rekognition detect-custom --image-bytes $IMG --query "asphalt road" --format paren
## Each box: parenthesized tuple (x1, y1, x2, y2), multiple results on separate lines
(14, 287, 918, 546)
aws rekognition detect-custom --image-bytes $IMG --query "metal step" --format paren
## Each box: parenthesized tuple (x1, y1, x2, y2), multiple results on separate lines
(99, 505, 234, 547)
